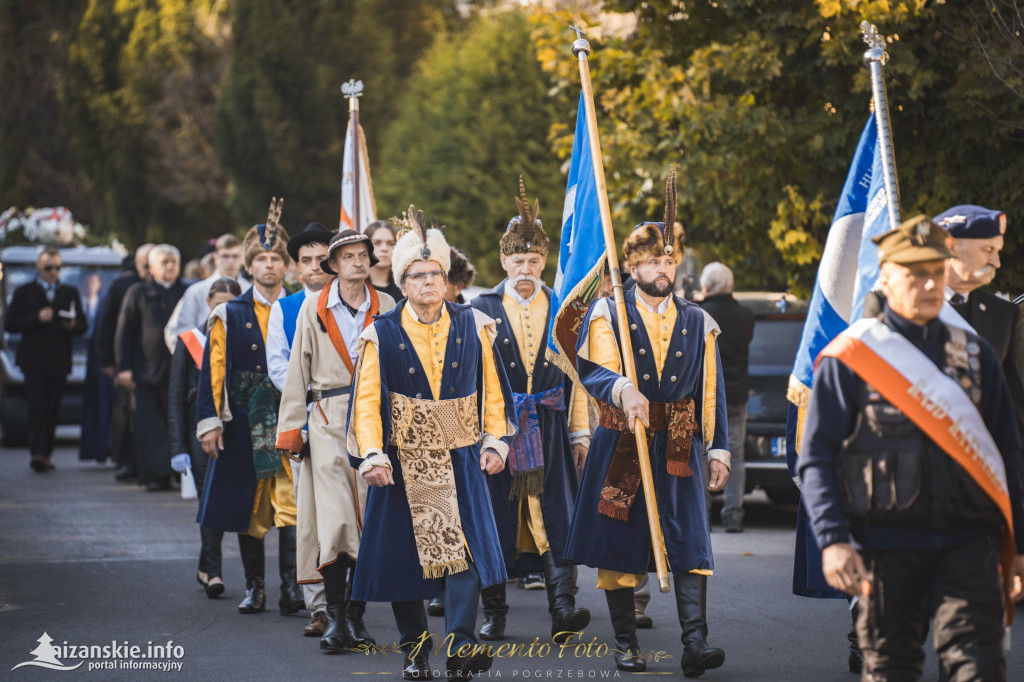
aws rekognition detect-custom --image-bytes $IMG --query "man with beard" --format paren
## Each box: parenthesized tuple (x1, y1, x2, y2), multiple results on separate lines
(115, 245, 189, 491)
(936, 206, 1024, 437)
(470, 177, 591, 644)
(566, 172, 731, 676)
(347, 207, 516, 680)
(276, 229, 395, 654)
(197, 201, 304, 621)
(266, 222, 334, 637)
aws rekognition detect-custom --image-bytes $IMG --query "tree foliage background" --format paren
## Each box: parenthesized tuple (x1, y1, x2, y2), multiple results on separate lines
(1, 0, 1022, 292)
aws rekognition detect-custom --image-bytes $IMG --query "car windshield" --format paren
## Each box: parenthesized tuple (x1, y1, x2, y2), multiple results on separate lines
(749, 318, 803, 369)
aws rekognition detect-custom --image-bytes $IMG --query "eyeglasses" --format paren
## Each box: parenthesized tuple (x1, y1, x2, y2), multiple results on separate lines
(405, 269, 445, 283)
(41, 265, 61, 272)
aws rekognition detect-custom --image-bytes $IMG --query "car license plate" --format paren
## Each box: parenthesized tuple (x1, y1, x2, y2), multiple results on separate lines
(770, 437, 787, 457)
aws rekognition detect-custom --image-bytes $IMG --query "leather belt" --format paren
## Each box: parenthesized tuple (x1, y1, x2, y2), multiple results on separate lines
(306, 386, 351, 405)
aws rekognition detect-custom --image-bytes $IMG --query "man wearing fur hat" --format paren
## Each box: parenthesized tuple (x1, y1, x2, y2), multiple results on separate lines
(276, 229, 395, 654)
(470, 177, 592, 644)
(196, 199, 304, 621)
(346, 206, 516, 680)
(566, 171, 731, 676)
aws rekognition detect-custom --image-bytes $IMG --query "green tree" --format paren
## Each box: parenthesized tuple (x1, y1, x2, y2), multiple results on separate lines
(214, 0, 458, 234)
(533, 0, 1024, 295)
(374, 9, 563, 285)
(60, 0, 230, 248)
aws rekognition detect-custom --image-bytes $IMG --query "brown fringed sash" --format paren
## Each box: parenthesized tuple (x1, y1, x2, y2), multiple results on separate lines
(388, 392, 480, 579)
(597, 397, 698, 521)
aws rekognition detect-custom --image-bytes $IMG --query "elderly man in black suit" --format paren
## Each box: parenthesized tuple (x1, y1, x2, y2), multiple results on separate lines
(115, 244, 188, 491)
(3, 246, 87, 471)
(96, 244, 154, 481)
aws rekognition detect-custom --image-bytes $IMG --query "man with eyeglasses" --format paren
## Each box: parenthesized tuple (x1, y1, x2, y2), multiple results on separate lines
(275, 229, 395, 652)
(347, 206, 516, 680)
(4, 245, 87, 472)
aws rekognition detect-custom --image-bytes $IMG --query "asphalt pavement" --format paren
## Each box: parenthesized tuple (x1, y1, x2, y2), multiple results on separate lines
(2, 444, 1022, 681)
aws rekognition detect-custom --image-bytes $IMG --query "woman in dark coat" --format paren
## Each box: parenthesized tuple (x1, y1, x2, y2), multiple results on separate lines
(168, 278, 241, 598)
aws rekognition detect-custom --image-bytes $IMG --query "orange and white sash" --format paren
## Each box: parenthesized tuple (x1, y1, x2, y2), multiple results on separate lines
(819, 317, 1017, 622)
(179, 329, 207, 369)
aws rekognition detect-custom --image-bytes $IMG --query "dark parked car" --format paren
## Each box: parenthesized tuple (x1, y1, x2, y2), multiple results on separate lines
(0, 246, 124, 445)
(732, 292, 808, 505)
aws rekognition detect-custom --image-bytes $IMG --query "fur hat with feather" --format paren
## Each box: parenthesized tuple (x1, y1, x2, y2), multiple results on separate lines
(243, 197, 291, 267)
(500, 175, 549, 256)
(391, 204, 451, 283)
(623, 168, 685, 267)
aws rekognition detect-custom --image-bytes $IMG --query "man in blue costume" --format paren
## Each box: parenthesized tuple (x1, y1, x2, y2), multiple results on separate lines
(347, 206, 516, 680)
(470, 177, 591, 644)
(196, 199, 304, 622)
(566, 173, 731, 677)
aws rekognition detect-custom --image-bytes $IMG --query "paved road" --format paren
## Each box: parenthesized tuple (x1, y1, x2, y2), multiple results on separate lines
(1, 445, 1022, 680)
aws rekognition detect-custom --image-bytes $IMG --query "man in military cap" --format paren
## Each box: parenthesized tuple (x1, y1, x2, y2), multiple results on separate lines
(567, 170, 731, 676)
(801, 215, 1024, 680)
(347, 206, 516, 680)
(935, 205, 1024, 437)
(470, 177, 592, 644)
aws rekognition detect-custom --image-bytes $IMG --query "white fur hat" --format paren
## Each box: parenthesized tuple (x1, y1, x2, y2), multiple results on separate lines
(390, 205, 451, 283)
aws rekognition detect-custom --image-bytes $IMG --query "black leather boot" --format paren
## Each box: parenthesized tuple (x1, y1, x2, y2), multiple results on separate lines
(676, 573, 724, 677)
(542, 552, 590, 644)
(277, 525, 304, 615)
(344, 561, 376, 648)
(605, 587, 646, 672)
(403, 654, 433, 680)
(237, 533, 266, 613)
(320, 559, 352, 654)
(478, 582, 508, 641)
(848, 602, 863, 673)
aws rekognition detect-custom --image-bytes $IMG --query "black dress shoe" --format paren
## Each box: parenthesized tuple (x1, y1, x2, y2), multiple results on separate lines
(30, 456, 49, 473)
(114, 465, 138, 481)
(403, 655, 433, 680)
(446, 650, 492, 679)
(145, 477, 172, 492)
(427, 596, 445, 617)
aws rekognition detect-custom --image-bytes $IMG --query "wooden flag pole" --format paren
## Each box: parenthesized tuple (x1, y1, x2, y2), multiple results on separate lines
(342, 79, 365, 231)
(571, 26, 671, 593)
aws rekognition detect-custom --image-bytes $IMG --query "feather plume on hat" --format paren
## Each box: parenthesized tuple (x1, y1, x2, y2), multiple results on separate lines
(623, 168, 686, 267)
(500, 174, 549, 256)
(243, 196, 290, 267)
(390, 203, 451, 282)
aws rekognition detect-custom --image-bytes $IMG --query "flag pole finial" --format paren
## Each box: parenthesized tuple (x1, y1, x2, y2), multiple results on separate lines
(569, 23, 590, 58)
(860, 21, 888, 66)
(341, 79, 364, 99)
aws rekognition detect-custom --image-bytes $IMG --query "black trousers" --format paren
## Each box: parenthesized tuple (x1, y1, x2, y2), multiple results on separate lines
(24, 372, 65, 458)
(111, 385, 136, 469)
(133, 384, 172, 483)
(856, 532, 1005, 682)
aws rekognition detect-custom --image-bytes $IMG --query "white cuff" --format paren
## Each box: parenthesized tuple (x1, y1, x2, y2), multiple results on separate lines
(196, 416, 223, 440)
(481, 434, 508, 462)
(357, 450, 390, 476)
(792, 475, 803, 493)
(707, 448, 731, 471)
(569, 432, 591, 449)
(611, 378, 632, 409)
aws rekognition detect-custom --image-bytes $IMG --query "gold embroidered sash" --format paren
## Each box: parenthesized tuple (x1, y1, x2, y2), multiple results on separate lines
(388, 392, 480, 579)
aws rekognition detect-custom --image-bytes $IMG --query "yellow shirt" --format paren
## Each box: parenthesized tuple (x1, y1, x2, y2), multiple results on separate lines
(353, 304, 510, 458)
(208, 298, 272, 417)
(587, 294, 677, 380)
(501, 290, 590, 438)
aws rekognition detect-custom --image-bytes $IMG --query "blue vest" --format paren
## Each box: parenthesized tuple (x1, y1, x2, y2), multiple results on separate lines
(278, 289, 307, 348)
(471, 281, 567, 397)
